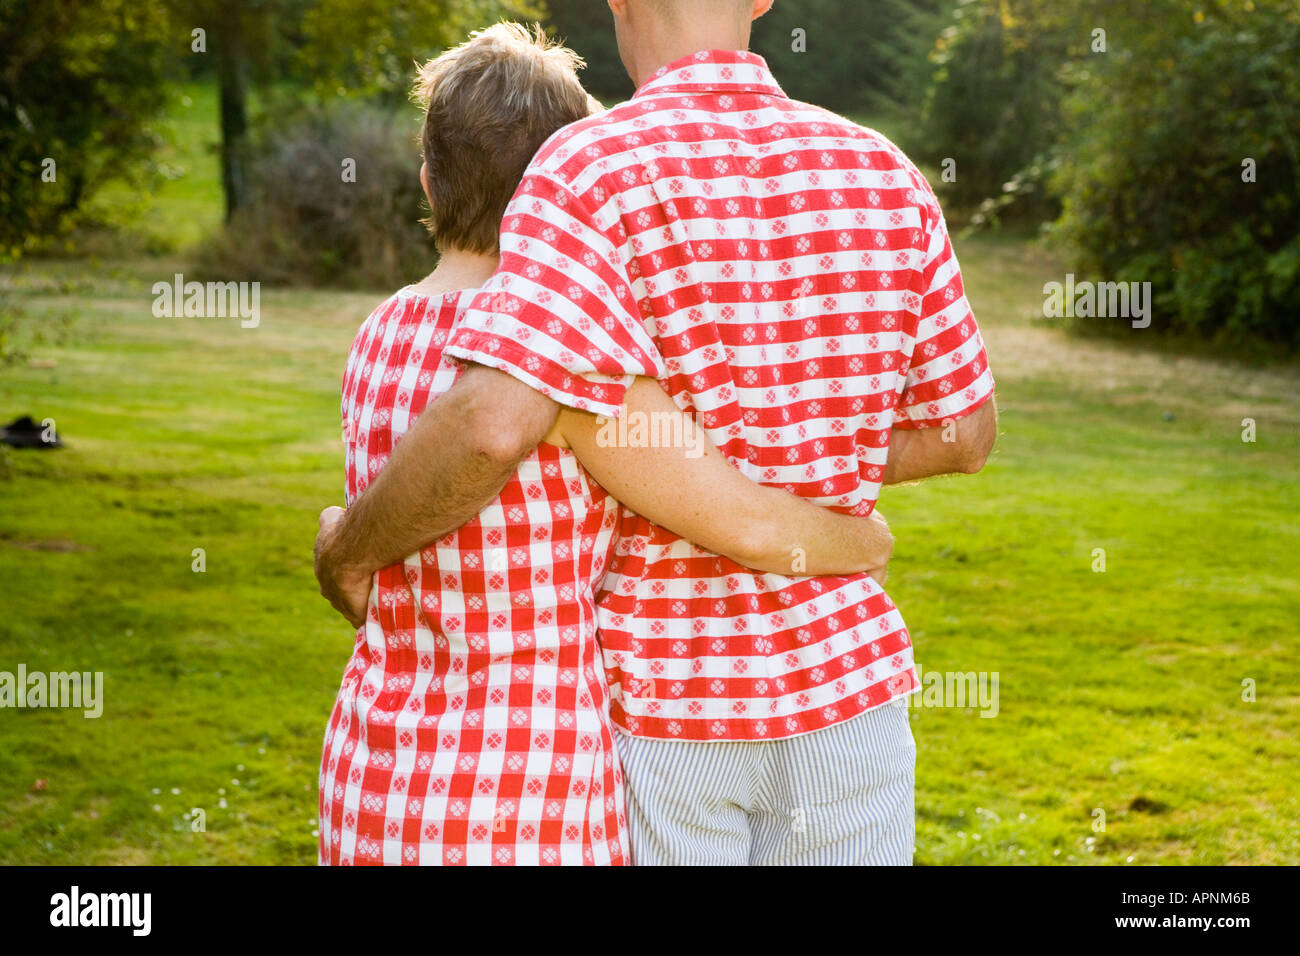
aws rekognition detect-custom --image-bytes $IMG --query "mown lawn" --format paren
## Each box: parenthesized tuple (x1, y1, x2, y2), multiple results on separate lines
(2, 238, 1296, 865)
(0, 260, 371, 863)
(895, 240, 1300, 865)
(0, 88, 1297, 864)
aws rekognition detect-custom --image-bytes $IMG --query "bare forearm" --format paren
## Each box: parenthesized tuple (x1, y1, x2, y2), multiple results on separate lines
(881, 428, 963, 484)
(558, 378, 891, 576)
(883, 399, 997, 485)
(325, 364, 558, 576)
(327, 425, 516, 575)
(752, 494, 893, 576)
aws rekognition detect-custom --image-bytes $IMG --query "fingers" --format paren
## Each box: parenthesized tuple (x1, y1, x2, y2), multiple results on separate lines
(314, 505, 366, 626)
(321, 579, 366, 629)
(341, 579, 369, 629)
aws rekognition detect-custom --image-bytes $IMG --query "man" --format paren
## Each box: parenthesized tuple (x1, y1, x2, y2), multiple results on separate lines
(317, 0, 995, 864)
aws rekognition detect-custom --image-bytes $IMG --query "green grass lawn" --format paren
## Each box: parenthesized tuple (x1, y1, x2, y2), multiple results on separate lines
(2, 239, 1296, 865)
(0, 89, 1297, 864)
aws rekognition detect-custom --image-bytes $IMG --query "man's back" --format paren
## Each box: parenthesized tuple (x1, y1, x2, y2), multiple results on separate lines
(447, 50, 994, 741)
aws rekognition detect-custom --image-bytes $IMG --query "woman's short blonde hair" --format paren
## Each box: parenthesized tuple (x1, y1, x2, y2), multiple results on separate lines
(413, 22, 594, 254)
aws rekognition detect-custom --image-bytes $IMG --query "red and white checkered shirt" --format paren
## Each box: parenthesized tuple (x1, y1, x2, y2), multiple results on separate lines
(446, 50, 994, 742)
(319, 289, 629, 864)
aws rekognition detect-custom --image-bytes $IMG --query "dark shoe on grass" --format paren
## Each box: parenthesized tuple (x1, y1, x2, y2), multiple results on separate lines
(1, 415, 62, 449)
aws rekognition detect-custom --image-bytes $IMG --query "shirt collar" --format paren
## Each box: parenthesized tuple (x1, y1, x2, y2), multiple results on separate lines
(633, 50, 785, 100)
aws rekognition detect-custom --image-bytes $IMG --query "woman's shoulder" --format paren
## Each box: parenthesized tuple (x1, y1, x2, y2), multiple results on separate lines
(345, 288, 467, 381)
(356, 287, 469, 338)
(389, 285, 473, 320)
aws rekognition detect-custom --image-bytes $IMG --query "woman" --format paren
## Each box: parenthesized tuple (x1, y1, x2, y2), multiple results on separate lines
(318, 22, 893, 865)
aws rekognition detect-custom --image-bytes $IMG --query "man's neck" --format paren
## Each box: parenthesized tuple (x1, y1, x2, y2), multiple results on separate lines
(627, 27, 751, 88)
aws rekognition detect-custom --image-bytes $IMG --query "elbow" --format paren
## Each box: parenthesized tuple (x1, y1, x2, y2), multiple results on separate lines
(956, 403, 997, 474)
(957, 442, 992, 475)
(457, 367, 553, 470)
(468, 414, 535, 471)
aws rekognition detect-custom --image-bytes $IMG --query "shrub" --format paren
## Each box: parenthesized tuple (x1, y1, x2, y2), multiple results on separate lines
(544, 0, 633, 103)
(909, 0, 1076, 222)
(749, 0, 951, 118)
(0, 0, 174, 259)
(547, 0, 952, 116)
(1053, 0, 1300, 347)
(194, 100, 435, 289)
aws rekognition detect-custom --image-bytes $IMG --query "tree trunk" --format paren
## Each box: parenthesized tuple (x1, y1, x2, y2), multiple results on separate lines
(216, 8, 248, 222)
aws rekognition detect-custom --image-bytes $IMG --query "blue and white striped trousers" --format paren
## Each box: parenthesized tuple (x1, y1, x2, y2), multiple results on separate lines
(614, 699, 916, 866)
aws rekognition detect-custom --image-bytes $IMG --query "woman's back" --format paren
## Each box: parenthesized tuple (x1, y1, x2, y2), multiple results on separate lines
(319, 288, 628, 865)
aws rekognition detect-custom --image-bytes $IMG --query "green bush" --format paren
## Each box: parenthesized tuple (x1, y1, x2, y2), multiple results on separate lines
(544, 0, 634, 103)
(0, 0, 174, 258)
(298, 0, 545, 104)
(194, 100, 435, 288)
(749, 0, 950, 117)
(546, 0, 950, 114)
(1053, 0, 1300, 347)
(910, 0, 1076, 221)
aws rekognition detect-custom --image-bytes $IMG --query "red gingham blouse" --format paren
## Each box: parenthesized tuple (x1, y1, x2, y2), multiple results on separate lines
(319, 289, 629, 864)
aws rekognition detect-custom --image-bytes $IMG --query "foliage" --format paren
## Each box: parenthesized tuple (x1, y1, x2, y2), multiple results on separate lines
(1053, 0, 1300, 346)
(544, 0, 632, 103)
(546, 0, 953, 114)
(6, 0, 1297, 348)
(298, 0, 546, 103)
(171, 0, 314, 88)
(908, 0, 1083, 220)
(749, 0, 951, 117)
(193, 100, 434, 288)
(0, 0, 177, 257)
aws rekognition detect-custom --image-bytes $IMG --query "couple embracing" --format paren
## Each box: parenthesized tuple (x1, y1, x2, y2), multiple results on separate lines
(313, 0, 996, 866)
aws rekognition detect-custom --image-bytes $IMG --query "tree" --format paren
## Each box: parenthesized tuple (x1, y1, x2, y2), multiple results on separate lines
(298, 0, 546, 102)
(184, 0, 544, 219)
(0, 0, 175, 256)
(908, 0, 1079, 219)
(547, 0, 952, 113)
(1054, 0, 1300, 345)
(175, 0, 315, 220)
(544, 0, 632, 103)
(749, 0, 950, 117)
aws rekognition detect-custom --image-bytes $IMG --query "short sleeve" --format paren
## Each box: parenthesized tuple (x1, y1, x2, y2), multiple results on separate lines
(894, 209, 995, 429)
(443, 170, 665, 418)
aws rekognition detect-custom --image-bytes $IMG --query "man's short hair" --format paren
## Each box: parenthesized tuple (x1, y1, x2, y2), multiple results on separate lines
(413, 22, 594, 254)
